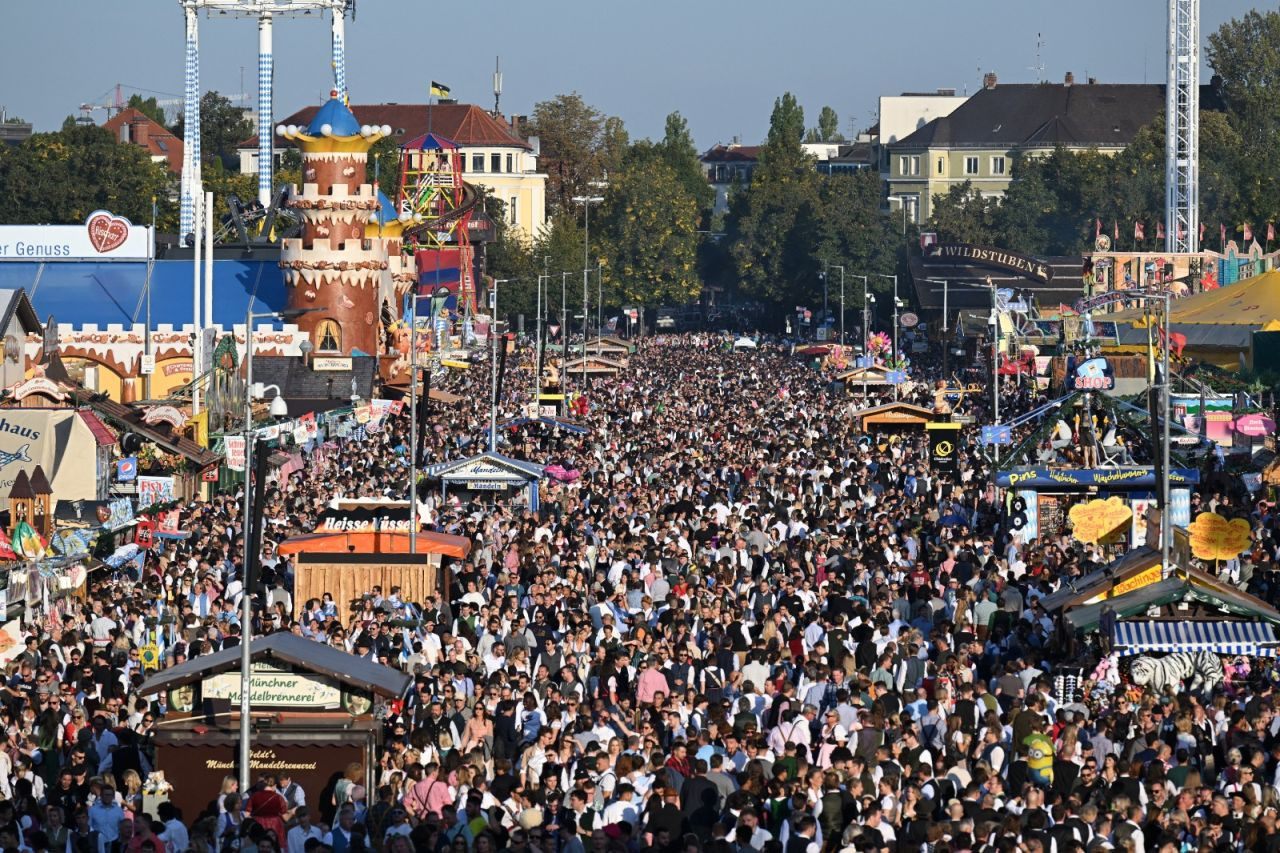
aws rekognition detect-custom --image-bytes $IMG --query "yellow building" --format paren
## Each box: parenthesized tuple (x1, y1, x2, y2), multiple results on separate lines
(886, 73, 1170, 223)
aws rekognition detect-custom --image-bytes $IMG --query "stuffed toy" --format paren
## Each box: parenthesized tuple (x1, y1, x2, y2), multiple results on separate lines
(1024, 732, 1055, 786)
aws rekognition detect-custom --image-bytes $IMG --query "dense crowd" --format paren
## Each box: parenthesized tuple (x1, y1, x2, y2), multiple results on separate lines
(0, 334, 1273, 853)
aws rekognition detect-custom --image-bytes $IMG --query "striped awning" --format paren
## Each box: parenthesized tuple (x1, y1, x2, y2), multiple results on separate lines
(1113, 620, 1280, 657)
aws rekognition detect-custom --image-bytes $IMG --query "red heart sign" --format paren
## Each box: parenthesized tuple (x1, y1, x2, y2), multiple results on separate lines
(86, 212, 130, 253)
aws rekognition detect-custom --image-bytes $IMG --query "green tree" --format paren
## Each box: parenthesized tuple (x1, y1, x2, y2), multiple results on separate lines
(526, 93, 622, 216)
(595, 142, 702, 309)
(172, 91, 252, 168)
(367, 135, 402, 201)
(726, 93, 821, 302)
(0, 124, 176, 229)
(200, 158, 257, 221)
(656, 112, 714, 215)
(926, 181, 1001, 246)
(805, 106, 846, 143)
(126, 94, 168, 126)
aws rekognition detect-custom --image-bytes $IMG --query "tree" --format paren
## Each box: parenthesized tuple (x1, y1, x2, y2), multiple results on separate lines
(726, 93, 821, 302)
(367, 136, 402, 201)
(805, 106, 846, 143)
(172, 91, 253, 168)
(478, 191, 539, 322)
(127, 94, 168, 126)
(0, 124, 177, 229)
(595, 142, 702, 309)
(526, 93, 623, 217)
(656, 112, 714, 215)
(926, 182, 1001, 246)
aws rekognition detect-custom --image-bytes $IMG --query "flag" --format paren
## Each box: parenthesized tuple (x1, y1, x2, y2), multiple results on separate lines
(1095, 218, 1102, 238)
(1244, 223, 1254, 243)
(1134, 221, 1145, 241)
(1156, 221, 1165, 240)
(606, 316, 618, 331)
(429, 81, 451, 99)
(1269, 222, 1276, 243)
(1113, 221, 1119, 240)
(1221, 223, 1227, 246)
(1199, 222, 1206, 242)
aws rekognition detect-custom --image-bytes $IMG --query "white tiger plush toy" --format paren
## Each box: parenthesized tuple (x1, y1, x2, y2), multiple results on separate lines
(1128, 651, 1225, 694)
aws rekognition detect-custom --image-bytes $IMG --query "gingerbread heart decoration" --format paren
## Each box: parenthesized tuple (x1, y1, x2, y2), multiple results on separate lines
(86, 211, 130, 253)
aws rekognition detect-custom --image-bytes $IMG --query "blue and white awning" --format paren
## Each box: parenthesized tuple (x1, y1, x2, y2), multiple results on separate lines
(1113, 620, 1280, 657)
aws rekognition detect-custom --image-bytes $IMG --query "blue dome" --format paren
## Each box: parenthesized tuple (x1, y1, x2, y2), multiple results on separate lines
(306, 97, 362, 137)
(375, 190, 398, 226)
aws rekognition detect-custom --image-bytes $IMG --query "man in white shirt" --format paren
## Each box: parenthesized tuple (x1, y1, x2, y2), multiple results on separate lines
(600, 783, 639, 826)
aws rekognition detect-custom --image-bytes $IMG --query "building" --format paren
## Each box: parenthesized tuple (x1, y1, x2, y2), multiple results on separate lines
(873, 88, 968, 188)
(885, 73, 1197, 223)
(241, 102, 546, 241)
(0, 109, 32, 147)
(101, 108, 184, 173)
(700, 141, 872, 216)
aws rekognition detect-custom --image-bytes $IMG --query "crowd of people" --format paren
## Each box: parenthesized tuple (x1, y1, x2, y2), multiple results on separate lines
(0, 333, 1273, 853)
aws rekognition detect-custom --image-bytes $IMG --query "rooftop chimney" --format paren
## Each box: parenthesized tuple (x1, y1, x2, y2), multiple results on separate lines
(1088, 77, 1097, 85)
(1064, 71, 1075, 86)
(983, 72, 998, 90)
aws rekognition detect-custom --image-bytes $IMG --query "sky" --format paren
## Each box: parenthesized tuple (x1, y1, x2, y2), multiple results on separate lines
(0, 0, 1264, 148)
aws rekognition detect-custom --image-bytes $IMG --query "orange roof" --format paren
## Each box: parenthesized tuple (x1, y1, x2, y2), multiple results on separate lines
(245, 103, 530, 150)
(277, 529, 471, 558)
(101, 108, 184, 173)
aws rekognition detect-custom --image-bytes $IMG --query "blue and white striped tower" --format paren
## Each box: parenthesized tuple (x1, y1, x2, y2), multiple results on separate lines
(331, 6, 347, 102)
(180, 2, 202, 240)
(257, 11, 274, 206)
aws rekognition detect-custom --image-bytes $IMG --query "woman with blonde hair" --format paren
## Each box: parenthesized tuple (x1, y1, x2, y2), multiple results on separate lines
(119, 769, 144, 814)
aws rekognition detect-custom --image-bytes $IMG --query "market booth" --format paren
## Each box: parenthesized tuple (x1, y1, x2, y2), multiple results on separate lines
(581, 336, 634, 360)
(277, 503, 471, 622)
(424, 450, 545, 510)
(561, 355, 625, 377)
(851, 402, 935, 431)
(139, 632, 411, 824)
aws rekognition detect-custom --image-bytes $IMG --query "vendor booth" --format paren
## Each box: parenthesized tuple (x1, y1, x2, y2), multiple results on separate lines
(424, 450, 545, 510)
(277, 503, 471, 621)
(581, 336, 634, 359)
(561, 355, 624, 377)
(837, 365, 894, 388)
(851, 402, 935, 431)
(138, 631, 411, 825)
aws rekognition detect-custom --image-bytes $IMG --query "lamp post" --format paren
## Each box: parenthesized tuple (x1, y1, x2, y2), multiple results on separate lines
(560, 272, 569, 396)
(886, 194, 910, 235)
(925, 278, 951, 378)
(490, 280, 509, 451)
(239, 305, 316, 792)
(572, 195, 603, 383)
(863, 288, 875, 400)
(877, 274, 899, 400)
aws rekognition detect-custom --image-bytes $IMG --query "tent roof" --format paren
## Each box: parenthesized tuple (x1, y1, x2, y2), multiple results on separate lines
(1108, 270, 1280, 328)
(276, 529, 471, 558)
(137, 630, 412, 698)
(1065, 567, 1280, 633)
(1039, 546, 1161, 612)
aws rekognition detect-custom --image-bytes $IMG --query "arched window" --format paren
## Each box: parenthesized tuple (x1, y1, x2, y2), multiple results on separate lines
(316, 319, 342, 353)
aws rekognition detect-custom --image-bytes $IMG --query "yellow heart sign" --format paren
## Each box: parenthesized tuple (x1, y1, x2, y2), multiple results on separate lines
(1068, 496, 1133, 545)
(1187, 512, 1253, 561)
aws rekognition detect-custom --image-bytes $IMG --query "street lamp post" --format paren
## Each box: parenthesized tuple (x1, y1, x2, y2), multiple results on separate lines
(863, 288, 875, 400)
(489, 280, 508, 451)
(239, 305, 315, 792)
(825, 265, 846, 346)
(572, 195, 603, 383)
(925, 278, 951, 378)
(886, 195, 910, 235)
(877, 274, 899, 400)
(560, 272, 569, 396)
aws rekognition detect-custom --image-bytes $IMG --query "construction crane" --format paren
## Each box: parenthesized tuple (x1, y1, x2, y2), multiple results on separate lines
(79, 83, 248, 125)
(1165, 0, 1199, 253)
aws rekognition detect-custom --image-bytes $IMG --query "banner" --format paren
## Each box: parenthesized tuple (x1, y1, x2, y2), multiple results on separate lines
(136, 476, 175, 507)
(116, 457, 137, 482)
(926, 422, 962, 472)
(1068, 497, 1132, 545)
(225, 436, 247, 472)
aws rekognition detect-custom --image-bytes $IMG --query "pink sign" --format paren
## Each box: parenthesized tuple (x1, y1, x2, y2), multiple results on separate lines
(1235, 414, 1276, 437)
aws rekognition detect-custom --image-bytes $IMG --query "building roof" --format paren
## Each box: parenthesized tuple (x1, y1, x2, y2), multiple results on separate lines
(8, 470, 32, 500)
(137, 630, 413, 699)
(28, 465, 52, 496)
(68, 387, 221, 469)
(892, 82, 1219, 150)
(250, 356, 378, 415)
(245, 103, 530, 150)
(701, 144, 761, 163)
(101, 108, 184, 173)
(77, 410, 117, 447)
(306, 97, 361, 137)
(0, 289, 42, 336)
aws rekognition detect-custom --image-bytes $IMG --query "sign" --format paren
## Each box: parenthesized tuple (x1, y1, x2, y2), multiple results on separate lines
(0, 211, 153, 260)
(1065, 356, 1115, 391)
(142, 405, 187, 430)
(134, 519, 155, 549)
(1187, 512, 1252, 561)
(465, 481, 508, 490)
(102, 497, 134, 531)
(9, 376, 66, 402)
(42, 315, 57, 358)
(201, 467, 220, 483)
(140, 355, 155, 375)
(1068, 497, 1133, 544)
(886, 370, 906, 384)
(1092, 564, 1163, 602)
(203, 667, 341, 708)
(313, 357, 353, 372)
(224, 435, 247, 472)
(116, 457, 137, 482)
(926, 422, 961, 472)
(136, 476, 175, 507)
(900, 312, 919, 328)
(924, 243, 1053, 283)
(981, 425, 1012, 445)
(314, 505, 419, 533)
(997, 467, 1201, 489)
(1235, 414, 1275, 437)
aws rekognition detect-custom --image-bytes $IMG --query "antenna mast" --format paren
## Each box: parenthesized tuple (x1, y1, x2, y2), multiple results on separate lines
(493, 56, 503, 115)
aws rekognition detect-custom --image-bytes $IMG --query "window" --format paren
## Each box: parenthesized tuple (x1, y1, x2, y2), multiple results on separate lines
(315, 319, 342, 353)
(898, 156, 909, 176)
(991, 156, 1007, 175)
(910, 155, 920, 176)
(491, 153, 502, 173)
(510, 196, 518, 225)
(936, 157, 945, 175)
(964, 156, 979, 175)
(506, 153, 514, 173)
(471, 153, 485, 172)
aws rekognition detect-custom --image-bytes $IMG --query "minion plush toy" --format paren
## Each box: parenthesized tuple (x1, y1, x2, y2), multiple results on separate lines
(1024, 732, 1055, 787)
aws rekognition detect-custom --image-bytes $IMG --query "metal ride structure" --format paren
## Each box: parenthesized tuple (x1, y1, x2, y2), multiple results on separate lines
(178, 0, 354, 241)
(1164, 0, 1199, 254)
(396, 133, 484, 320)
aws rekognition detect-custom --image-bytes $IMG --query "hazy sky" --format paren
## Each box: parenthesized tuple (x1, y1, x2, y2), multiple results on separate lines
(0, 0, 1262, 147)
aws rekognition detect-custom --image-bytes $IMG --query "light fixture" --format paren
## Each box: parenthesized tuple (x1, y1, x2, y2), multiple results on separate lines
(268, 395, 289, 418)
